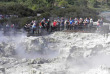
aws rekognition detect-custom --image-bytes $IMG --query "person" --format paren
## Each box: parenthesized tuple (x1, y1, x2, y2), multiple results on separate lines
(4, 23, 10, 34)
(86, 18, 90, 24)
(27, 24, 31, 33)
(69, 18, 74, 30)
(53, 20, 57, 31)
(46, 19, 50, 32)
(11, 24, 15, 32)
(57, 17, 61, 31)
(50, 20, 54, 32)
(79, 18, 83, 30)
(83, 18, 88, 26)
(100, 18, 103, 27)
(97, 19, 100, 27)
(30, 20, 34, 26)
(39, 22, 42, 29)
(41, 20, 45, 29)
(66, 19, 69, 30)
(11, 24, 14, 28)
(24, 24, 28, 30)
(32, 21, 36, 34)
(83, 18, 88, 31)
(39, 21, 42, 35)
(35, 20, 39, 34)
(97, 19, 101, 31)
(90, 18, 93, 27)
(88, 18, 93, 31)
(6, 23, 10, 31)
(74, 18, 79, 30)
(89, 18, 93, 29)
(60, 17, 65, 30)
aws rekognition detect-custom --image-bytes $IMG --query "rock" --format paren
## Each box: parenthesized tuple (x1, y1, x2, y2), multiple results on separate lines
(0, 67, 5, 74)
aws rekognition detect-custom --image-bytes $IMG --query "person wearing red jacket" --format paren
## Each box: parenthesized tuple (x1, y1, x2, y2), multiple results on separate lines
(53, 20, 57, 31)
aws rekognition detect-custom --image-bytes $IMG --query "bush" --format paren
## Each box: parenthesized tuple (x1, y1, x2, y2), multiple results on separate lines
(0, 17, 36, 28)
(49, 6, 98, 20)
(0, 3, 35, 17)
(14, 17, 35, 27)
(0, 19, 8, 24)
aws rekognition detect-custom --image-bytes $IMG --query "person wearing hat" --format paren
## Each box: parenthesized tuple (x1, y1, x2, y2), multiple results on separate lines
(46, 19, 50, 32)
(53, 20, 57, 31)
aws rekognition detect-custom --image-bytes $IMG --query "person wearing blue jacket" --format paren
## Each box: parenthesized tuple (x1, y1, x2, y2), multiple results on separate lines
(69, 18, 74, 30)
(32, 21, 36, 34)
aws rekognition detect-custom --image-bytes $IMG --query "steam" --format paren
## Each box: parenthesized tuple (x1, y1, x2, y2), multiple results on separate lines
(0, 26, 110, 74)
(0, 30, 59, 59)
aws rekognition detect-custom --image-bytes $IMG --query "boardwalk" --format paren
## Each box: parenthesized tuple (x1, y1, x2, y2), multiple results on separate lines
(27, 25, 110, 37)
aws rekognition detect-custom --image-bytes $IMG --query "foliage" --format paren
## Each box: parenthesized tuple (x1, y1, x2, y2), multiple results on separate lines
(0, 0, 109, 27)
(0, 3, 35, 17)
(0, 17, 36, 28)
(59, 0, 68, 7)
(0, 0, 110, 9)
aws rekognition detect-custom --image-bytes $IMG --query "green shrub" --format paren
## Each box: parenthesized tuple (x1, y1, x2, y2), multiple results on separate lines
(0, 3, 35, 17)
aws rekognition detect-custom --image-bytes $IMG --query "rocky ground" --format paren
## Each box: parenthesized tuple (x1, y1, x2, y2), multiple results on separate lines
(0, 30, 110, 74)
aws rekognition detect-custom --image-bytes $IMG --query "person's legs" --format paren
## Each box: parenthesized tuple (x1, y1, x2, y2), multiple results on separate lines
(67, 25, 69, 30)
(66, 25, 68, 30)
(55, 26, 57, 31)
(51, 26, 53, 32)
(70, 25, 71, 30)
(67, 25, 68, 30)
(70, 25, 72, 30)
(47, 26, 49, 32)
(32, 28, 34, 34)
(60, 26, 62, 31)
(62, 25, 64, 30)
(53, 26, 55, 31)
(58, 25, 60, 31)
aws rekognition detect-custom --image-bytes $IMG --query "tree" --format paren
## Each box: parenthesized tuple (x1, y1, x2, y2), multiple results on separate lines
(88, 0, 99, 8)
(67, 0, 74, 5)
(59, 0, 68, 7)
(46, 0, 55, 7)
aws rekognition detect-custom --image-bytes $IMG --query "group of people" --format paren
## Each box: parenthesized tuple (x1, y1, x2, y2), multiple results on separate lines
(0, 23, 15, 31)
(0, 23, 17, 35)
(24, 17, 104, 34)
